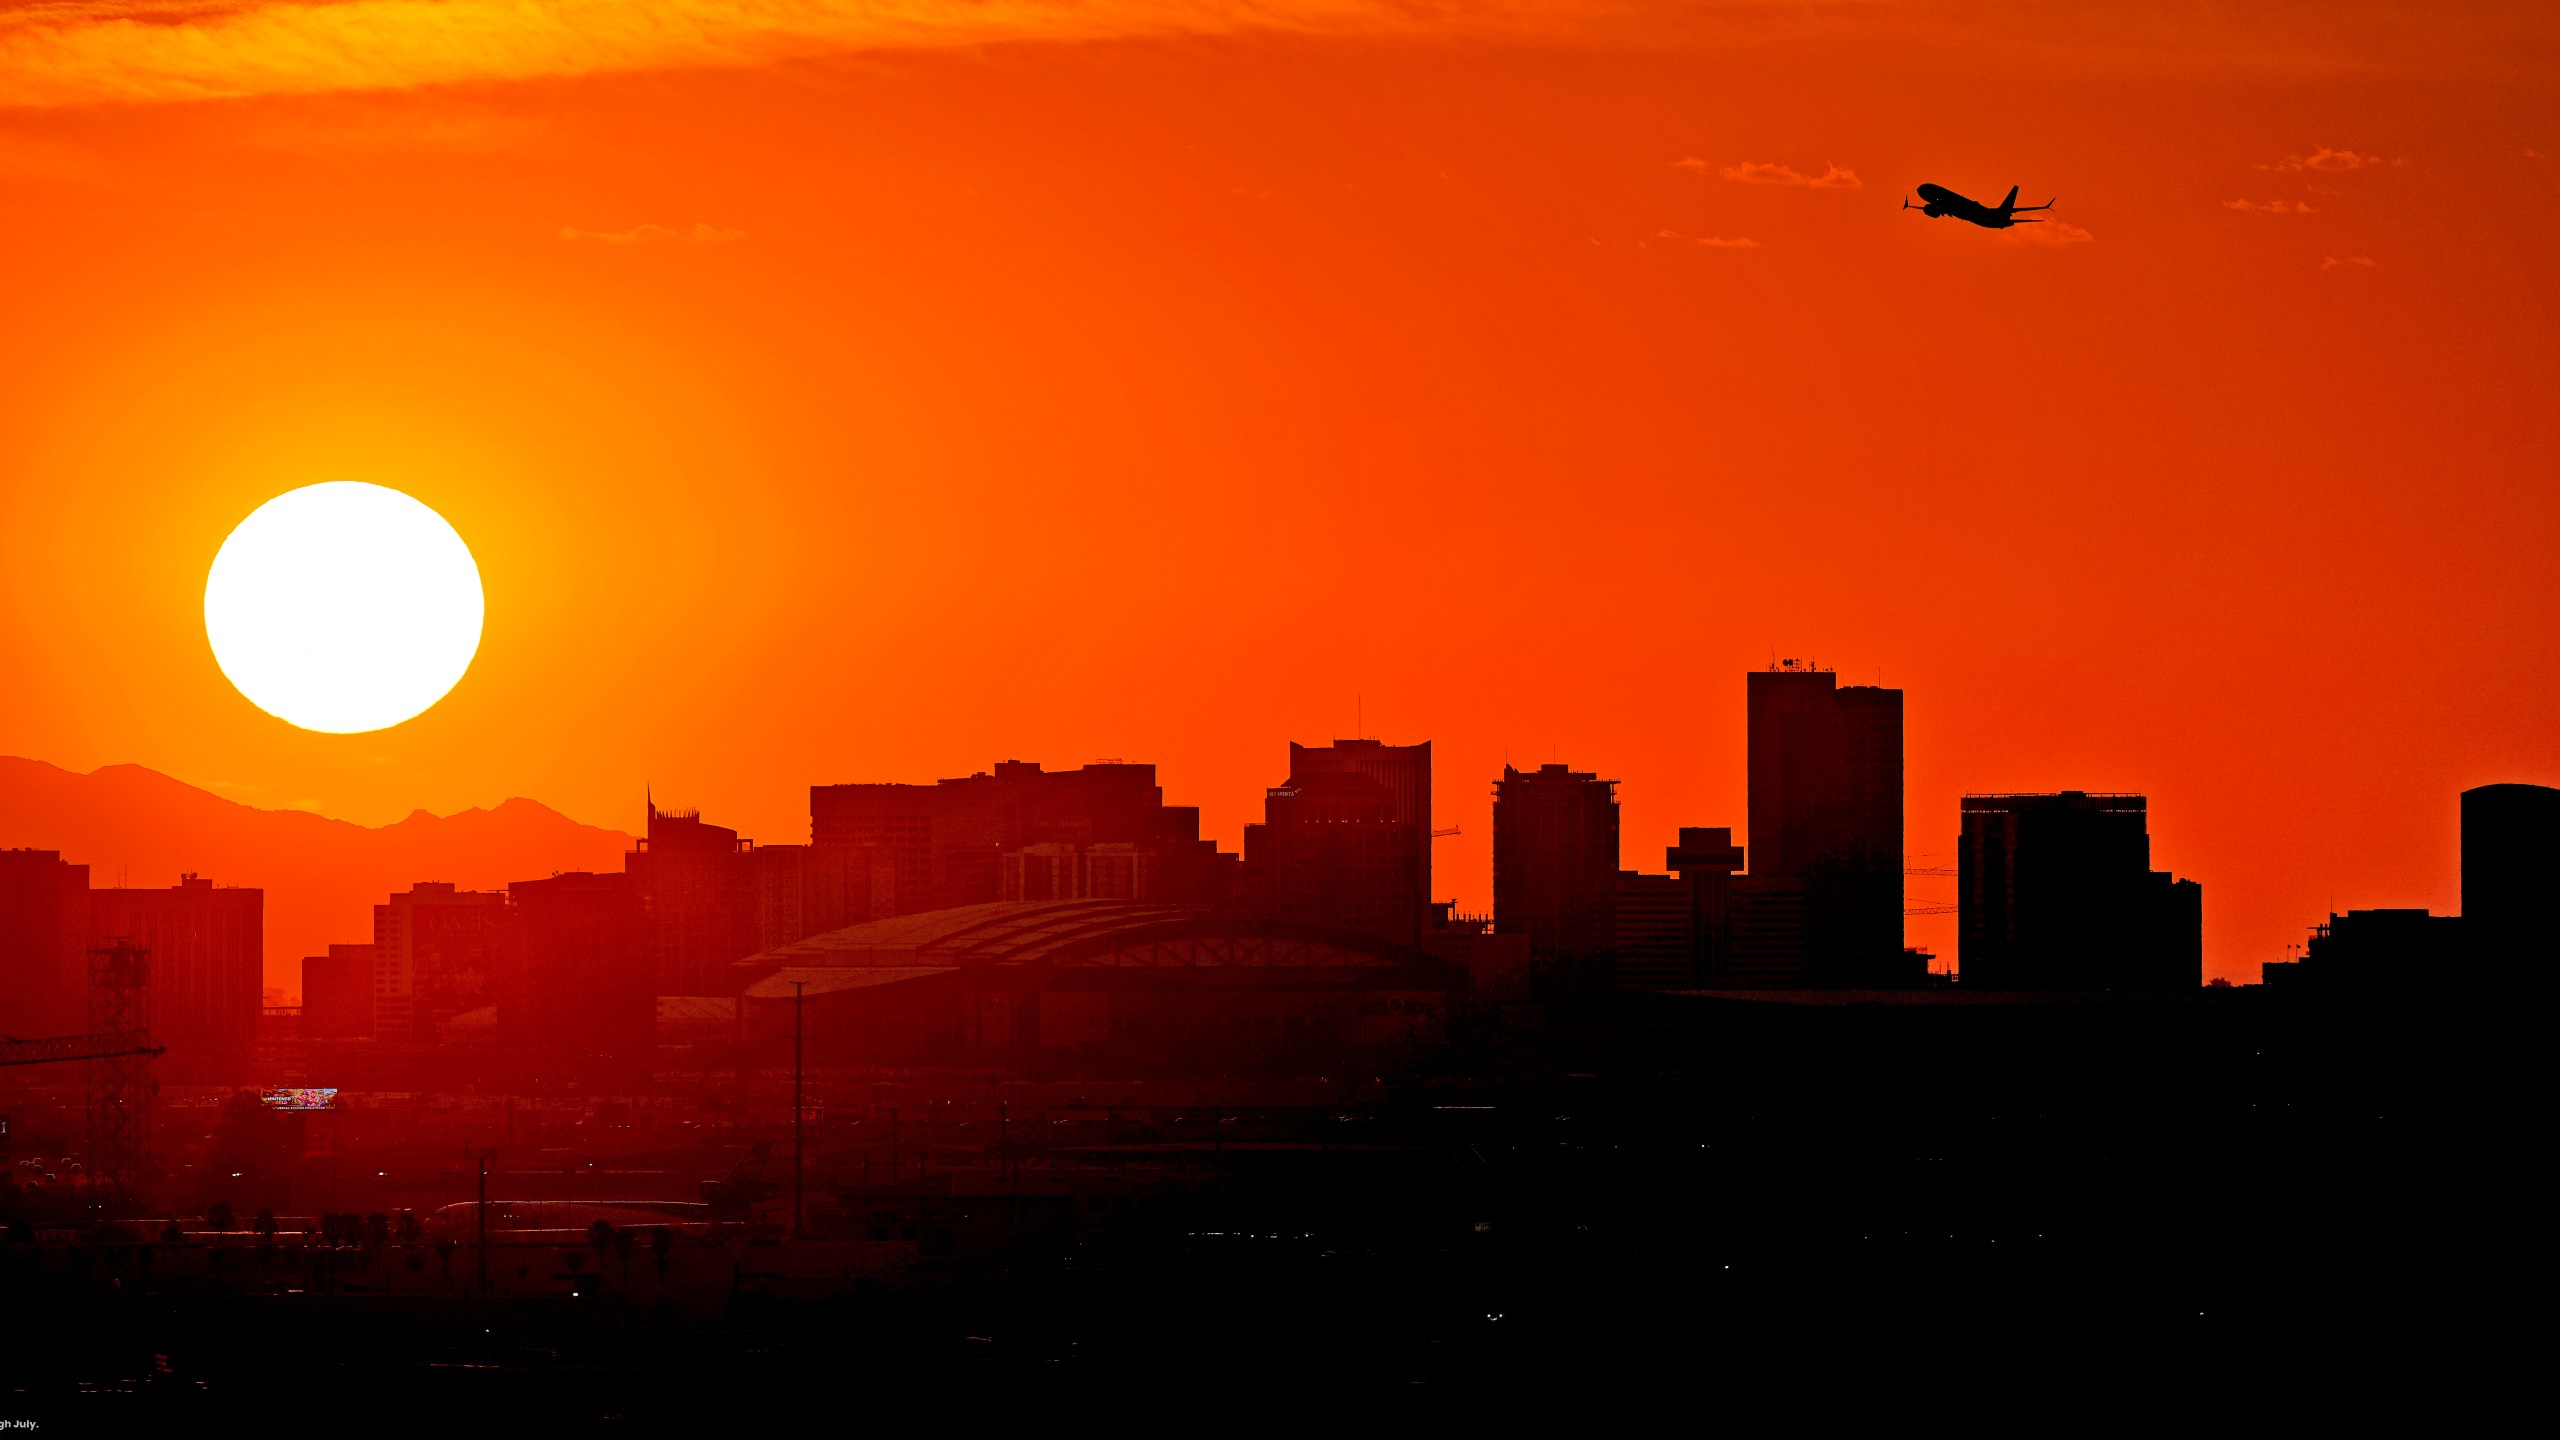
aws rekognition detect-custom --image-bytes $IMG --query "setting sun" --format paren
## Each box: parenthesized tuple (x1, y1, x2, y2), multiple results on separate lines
(202, 481, 484, 734)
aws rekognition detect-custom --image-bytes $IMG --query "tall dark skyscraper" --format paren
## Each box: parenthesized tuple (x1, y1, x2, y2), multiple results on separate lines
(628, 801, 759, 996)
(1277, 740, 1433, 908)
(1244, 739, 1432, 947)
(0, 848, 89, 1037)
(2462, 783, 2557, 976)
(1742, 663, 1905, 986)
(1491, 763, 1619, 961)
(1958, 791, 2201, 990)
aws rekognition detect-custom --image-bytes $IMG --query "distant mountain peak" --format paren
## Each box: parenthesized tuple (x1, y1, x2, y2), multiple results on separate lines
(0, 755, 635, 997)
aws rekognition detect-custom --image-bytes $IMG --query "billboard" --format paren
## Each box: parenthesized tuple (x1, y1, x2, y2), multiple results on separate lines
(260, 1087, 339, 1111)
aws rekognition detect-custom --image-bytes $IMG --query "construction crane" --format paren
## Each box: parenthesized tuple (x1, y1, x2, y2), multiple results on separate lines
(0, 1030, 162, 1068)
(86, 938, 155, 1188)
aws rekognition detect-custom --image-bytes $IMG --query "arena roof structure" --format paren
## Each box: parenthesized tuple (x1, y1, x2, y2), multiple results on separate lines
(735, 900, 1455, 1000)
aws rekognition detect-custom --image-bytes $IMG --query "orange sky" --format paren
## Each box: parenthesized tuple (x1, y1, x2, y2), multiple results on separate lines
(1, 2, 2553, 981)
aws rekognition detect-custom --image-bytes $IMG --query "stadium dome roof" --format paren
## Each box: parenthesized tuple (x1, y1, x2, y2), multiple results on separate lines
(734, 900, 1453, 1000)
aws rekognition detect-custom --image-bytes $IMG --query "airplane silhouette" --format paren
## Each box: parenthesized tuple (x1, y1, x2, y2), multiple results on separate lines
(1902, 184, 2055, 229)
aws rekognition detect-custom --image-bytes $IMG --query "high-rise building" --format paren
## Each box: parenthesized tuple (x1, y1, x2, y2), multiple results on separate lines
(1244, 740, 1432, 947)
(508, 870, 652, 1073)
(735, 843, 831, 956)
(810, 760, 1239, 920)
(302, 944, 375, 1040)
(87, 874, 262, 1078)
(2462, 783, 2557, 977)
(1728, 878, 1808, 988)
(2266, 909, 2465, 992)
(1280, 741, 1433, 907)
(623, 800, 886, 987)
(1492, 764, 1619, 961)
(1743, 662, 1905, 985)
(0, 849, 89, 1037)
(372, 882, 511, 1045)
(1667, 827, 1747, 986)
(1002, 842, 1158, 901)
(628, 801, 760, 996)
(1958, 791, 2201, 990)
(1612, 871, 1693, 987)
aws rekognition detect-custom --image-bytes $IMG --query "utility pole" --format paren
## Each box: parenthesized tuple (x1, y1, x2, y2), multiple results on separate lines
(790, 981, 806, 1240)
(1002, 1099, 1017, 1223)
(466, 1147, 496, 1294)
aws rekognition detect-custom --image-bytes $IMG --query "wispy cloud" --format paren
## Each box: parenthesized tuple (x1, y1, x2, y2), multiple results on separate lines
(561, 221, 745, 245)
(1654, 227, 1759, 249)
(2261, 147, 2390, 172)
(0, 1, 1579, 107)
(2224, 197, 2314, 214)
(2322, 255, 2376, 269)
(2000, 220, 2094, 246)
(1715, 160, 1861, 189)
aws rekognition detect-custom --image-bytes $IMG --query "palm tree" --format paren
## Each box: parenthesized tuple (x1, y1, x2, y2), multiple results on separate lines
(587, 1220, 615, 1282)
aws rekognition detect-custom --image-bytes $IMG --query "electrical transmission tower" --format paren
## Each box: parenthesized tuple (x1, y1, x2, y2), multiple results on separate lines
(86, 937, 155, 1195)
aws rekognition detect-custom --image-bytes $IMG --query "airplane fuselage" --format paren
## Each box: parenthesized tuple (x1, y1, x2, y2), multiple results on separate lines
(1911, 183, 2019, 228)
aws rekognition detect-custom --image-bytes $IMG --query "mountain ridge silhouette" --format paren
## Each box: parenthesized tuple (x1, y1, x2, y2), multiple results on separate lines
(0, 756, 633, 999)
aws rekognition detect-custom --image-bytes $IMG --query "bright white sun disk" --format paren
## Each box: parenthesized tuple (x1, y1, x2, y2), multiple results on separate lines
(204, 481, 484, 734)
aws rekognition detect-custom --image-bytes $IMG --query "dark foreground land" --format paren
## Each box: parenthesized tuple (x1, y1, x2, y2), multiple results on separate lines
(2, 991, 2527, 1425)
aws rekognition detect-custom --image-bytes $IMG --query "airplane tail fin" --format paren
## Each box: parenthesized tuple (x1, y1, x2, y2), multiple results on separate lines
(2000, 184, 2020, 212)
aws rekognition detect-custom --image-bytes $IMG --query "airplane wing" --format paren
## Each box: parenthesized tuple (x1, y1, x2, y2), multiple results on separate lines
(2011, 198, 2058, 212)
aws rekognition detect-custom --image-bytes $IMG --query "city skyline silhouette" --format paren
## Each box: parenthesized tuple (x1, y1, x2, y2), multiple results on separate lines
(0, 0, 2548, 1421)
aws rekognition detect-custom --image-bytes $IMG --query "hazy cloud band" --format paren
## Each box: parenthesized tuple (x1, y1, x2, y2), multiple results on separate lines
(0, 0, 1574, 107)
